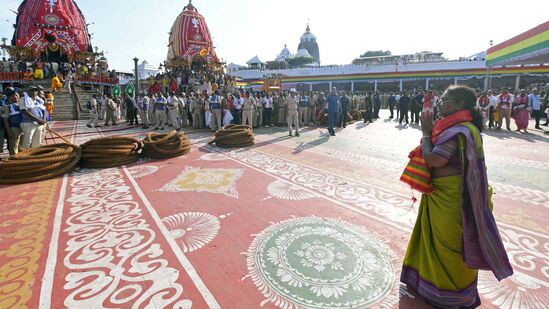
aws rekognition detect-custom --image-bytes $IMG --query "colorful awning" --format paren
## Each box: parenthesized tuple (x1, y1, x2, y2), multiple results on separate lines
(486, 21, 549, 67)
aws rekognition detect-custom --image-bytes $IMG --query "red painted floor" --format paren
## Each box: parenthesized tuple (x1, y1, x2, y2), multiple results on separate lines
(1, 111, 548, 308)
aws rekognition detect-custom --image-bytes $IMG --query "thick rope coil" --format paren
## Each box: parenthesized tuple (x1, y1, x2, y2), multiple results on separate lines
(0, 143, 81, 184)
(80, 136, 142, 168)
(349, 110, 363, 121)
(208, 125, 254, 148)
(142, 130, 192, 159)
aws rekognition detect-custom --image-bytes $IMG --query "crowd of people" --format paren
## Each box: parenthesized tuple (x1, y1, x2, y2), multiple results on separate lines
(2, 82, 548, 156)
(84, 85, 549, 137)
(0, 85, 53, 155)
(0, 57, 117, 81)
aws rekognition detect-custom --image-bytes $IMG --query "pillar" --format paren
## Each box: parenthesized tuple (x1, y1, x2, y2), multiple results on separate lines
(515, 75, 521, 91)
(351, 81, 355, 93)
(329, 81, 333, 90)
(454, 77, 458, 85)
(374, 80, 378, 92)
(133, 57, 140, 95)
(309, 83, 313, 92)
(399, 79, 403, 92)
(425, 78, 430, 90)
(483, 76, 489, 91)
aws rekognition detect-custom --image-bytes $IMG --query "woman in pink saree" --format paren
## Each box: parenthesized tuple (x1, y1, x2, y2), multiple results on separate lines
(513, 89, 530, 133)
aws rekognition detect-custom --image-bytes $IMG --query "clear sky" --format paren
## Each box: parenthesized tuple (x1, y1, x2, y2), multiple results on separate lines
(1, 0, 547, 71)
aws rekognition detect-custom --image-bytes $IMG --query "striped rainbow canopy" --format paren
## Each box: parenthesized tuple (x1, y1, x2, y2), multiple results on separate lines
(486, 21, 549, 67)
(166, 0, 219, 66)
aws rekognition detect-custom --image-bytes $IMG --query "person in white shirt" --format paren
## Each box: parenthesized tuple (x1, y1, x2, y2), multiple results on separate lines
(167, 92, 180, 129)
(232, 93, 244, 124)
(263, 93, 273, 127)
(138, 93, 150, 129)
(86, 94, 100, 128)
(529, 89, 542, 129)
(18, 87, 46, 150)
(487, 89, 498, 129)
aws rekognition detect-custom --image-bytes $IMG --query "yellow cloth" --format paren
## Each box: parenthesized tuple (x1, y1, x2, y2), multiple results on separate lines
(34, 68, 44, 80)
(51, 76, 63, 91)
(403, 175, 478, 292)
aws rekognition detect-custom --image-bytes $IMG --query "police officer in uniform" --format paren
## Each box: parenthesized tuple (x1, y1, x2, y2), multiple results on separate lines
(1, 88, 23, 154)
(285, 89, 300, 136)
(19, 86, 46, 150)
(154, 93, 168, 130)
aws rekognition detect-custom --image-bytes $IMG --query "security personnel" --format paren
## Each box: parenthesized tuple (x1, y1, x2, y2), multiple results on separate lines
(242, 91, 255, 127)
(138, 93, 150, 129)
(104, 94, 118, 126)
(86, 94, 100, 128)
(1, 88, 23, 154)
(19, 86, 46, 150)
(298, 92, 309, 126)
(192, 93, 204, 129)
(167, 92, 180, 129)
(208, 90, 223, 131)
(285, 89, 300, 136)
(154, 93, 168, 130)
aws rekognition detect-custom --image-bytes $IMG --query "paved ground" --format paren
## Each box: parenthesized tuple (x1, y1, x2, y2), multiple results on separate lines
(1, 110, 548, 308)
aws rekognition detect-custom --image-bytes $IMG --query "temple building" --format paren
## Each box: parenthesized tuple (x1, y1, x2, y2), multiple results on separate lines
(298, 24, 320, 64)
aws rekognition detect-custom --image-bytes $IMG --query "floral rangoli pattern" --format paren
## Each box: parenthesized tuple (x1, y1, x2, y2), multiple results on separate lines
(244, 217, 398, 309)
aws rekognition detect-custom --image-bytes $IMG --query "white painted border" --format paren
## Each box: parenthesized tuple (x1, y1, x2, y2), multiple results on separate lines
(122, 166, 221, 309)
(38, 173, 69, 309)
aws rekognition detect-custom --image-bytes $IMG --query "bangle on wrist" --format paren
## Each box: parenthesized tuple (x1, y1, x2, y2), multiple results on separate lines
(423, 135, 431, 138)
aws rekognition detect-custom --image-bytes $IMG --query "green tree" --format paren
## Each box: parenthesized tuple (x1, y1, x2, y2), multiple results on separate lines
(287, 57, 315, 68)
(359, 50, 392, 58)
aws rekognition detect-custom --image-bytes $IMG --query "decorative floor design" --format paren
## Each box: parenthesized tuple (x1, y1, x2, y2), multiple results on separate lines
(266, 179, 317, 201)
(1, 114, 547, 309)
(163, 212, 230, 253)
(159, 167, 243, 198)
(243, 217, 399, 309)
(61, 168, 191, 308)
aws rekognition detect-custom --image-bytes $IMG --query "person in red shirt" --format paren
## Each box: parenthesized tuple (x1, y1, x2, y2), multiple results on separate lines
(477, 92, 490, 129)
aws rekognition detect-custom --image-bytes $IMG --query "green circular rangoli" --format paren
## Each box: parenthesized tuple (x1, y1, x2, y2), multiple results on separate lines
(245, 217, 396, 309)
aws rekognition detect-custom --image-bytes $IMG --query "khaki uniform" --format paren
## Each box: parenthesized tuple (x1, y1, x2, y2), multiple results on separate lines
(87, 98, 99, 127)
(285, 96, 299, 135)
(193, 98, 205, 129)
(104, 98, 117, 125)
(308, 95, 317, 125)
(242, 97, 255, 126)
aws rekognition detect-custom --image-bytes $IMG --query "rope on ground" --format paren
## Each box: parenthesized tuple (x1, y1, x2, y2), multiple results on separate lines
(141, 130, 192, 159)
(208, 125, 254, 148)
(0, 143, 81, 184)
(350, 110, 363, 121)
(79, 136, 142, 168)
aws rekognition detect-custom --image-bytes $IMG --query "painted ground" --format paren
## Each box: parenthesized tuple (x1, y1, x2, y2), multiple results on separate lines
(1, 110, 548, 309)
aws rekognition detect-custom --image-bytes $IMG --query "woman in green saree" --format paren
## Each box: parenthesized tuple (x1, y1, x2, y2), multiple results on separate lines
(400, 86, 513, 308)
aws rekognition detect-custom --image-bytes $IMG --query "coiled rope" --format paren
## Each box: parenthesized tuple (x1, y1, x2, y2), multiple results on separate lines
(349, 110, 363, 121)
(80, 136, 142, 168)
(0, 143, 81, 184)
(142, 130, 192, 159)
(208, 125, 254, 148)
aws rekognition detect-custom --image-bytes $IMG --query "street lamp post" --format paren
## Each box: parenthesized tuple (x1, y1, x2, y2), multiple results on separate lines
(133, 57, 139, 95)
